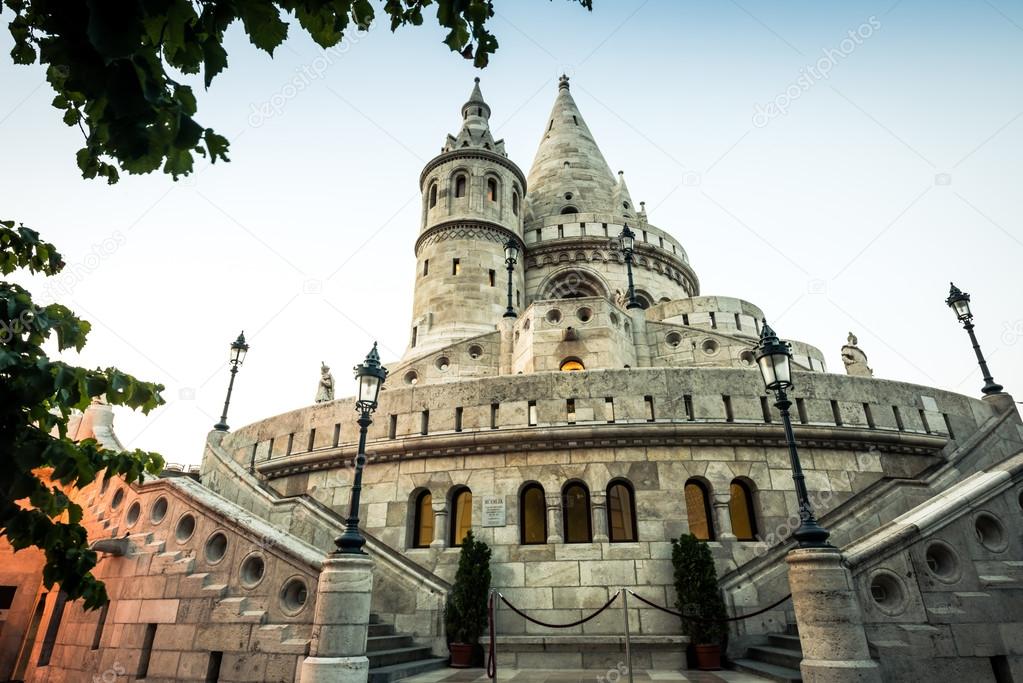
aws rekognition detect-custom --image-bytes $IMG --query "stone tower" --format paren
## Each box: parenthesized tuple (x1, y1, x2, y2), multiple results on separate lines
(406, 78, 527, 358)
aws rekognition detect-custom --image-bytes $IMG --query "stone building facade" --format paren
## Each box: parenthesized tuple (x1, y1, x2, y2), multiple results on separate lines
(3, 78, 1022, 682)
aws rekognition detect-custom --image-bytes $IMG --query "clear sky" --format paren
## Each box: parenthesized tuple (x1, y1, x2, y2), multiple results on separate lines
(2, 0, 1021, 465)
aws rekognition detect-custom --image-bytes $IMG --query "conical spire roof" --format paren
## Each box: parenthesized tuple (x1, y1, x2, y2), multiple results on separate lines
(524, 75, 616, 218)
(612, 170, 636, 218)
(443, 78, 504, 155)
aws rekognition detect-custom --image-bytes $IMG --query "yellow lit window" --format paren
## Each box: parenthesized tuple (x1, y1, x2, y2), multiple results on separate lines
(451, 489, 472, 546)
(560, 359, 585, 372)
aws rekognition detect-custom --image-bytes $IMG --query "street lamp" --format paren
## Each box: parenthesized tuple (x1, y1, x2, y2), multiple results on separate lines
(946, 283, 1003, 395)
(618, 225, 641, 310)
(503, 238, 520, 318)
(754, 321, 831, 548)
(213, 331, 249, 432)
(335, 342, 389, 554)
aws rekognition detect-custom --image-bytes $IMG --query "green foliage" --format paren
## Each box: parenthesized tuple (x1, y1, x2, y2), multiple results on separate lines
(3, 0, 593, 184)
(0, 220, 165, 610)
(445, 530, 491, 644)
(671, 533, 728, 645)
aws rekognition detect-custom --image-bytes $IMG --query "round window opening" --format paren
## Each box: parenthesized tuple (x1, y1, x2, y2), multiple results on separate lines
(665, 332, 682, 348)
(175, 513, 197, 543)
(576, 307, 593, 323)
(545, 309, 562, 324)
(468, 345, 484, 360)
(564, 192, 573, 200)
(241, 554, 266, 588)
(924, 542, 960, 582)
(435, 357, 450, 372)
(205, 532, 228, 564)
(403, 371, 418, 386)
(150, 496, 168, 523)
(125, 501, 141, 527)
(280, 577, 309, 613)
(110, 488, 125, 510)
(739, 350, 756, 366)
(869, 572, 905, 614)
(974, 513, 1007, 552)
(701, 339, 720, 356)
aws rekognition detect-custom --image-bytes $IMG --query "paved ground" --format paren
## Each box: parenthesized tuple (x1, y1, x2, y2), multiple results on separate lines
(403, 668, 771, 682)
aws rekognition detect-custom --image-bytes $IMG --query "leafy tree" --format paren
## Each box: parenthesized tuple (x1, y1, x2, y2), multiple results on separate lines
(445, 530, 491, 644)
(3, 0, 593, 184)
(0, 221, 165, 610)
(672, 533, 728, 645)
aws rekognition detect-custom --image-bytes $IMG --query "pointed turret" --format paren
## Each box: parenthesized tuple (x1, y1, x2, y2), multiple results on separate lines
(444, 77, 505, 155)
(524, 75, 616, 218)
(612, 170, 636, 218)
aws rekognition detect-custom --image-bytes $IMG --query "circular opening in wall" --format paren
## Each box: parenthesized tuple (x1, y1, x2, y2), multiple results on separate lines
(468, 345, 484, 360)
(609, 312, 619, 327)
(739, 350, 756, 366)
(576, 307, 593, 323)
(150, 496, 168, 524)
(665, 332, 682, 348)
(924, 542, 960, 583)
(435, 357, 450, 372)
(175, 513, 196, 543)
(974, 513, 1007, 552)
(701, 339, 720, 356)
(869, 572, 905, 615)
(564, 192, 573, 200)
(545, 309, 562, 324)
(110, 488, 124, 510)
(205, 532, 228, 564)
(403, 371, 418, 386)
(280, 577, 309, 614)
(241, 554, 266, 588)
(125, 501, 141, 527)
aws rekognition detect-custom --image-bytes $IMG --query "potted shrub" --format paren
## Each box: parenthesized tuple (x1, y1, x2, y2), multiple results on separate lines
(445, 530, 491, 668)
(672, 533, 728, 670)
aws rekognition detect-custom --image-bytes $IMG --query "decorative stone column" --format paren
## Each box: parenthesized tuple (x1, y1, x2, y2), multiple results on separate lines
(498, 317, 514, 375)
(786, 547, 882, 683)
(712, 492, 736, 541)
(430, 499, 448, 549)
(300, 554, 375, 683)
(627, 308, 651, 368)
(545, 493, 564, 544)
(591, 492, 609, 543)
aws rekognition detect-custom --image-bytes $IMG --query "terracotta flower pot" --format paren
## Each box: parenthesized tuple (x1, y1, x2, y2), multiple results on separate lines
(449, 642, 474, 668)
(694, 643, 722, 671)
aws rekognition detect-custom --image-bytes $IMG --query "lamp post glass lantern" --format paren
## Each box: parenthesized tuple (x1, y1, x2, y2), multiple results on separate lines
(946, 283, 1003, 395)
(213, 331, 249, 432)
(754, 321, 831, 548)
(618, 225, 641, 310)
(504, 238, 519, 318)
(336, 342, 389, 554)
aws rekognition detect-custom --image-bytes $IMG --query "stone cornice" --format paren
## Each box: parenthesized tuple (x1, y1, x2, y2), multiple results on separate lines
(419, 148, 527, 191)
(414, 219, 525, 257)
(255, 421, 946, 479)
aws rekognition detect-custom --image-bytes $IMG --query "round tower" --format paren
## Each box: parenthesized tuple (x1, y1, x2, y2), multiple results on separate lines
(406, 79, 527, 359)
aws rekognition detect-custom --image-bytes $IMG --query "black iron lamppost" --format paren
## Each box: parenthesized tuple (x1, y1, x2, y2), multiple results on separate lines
(503, 238, 520, 318)
(946, 283, 1003, 395)
(618, 225, 641, 310)
(335, 342, 389, 554)
(754, 321, 831, 548)
(213, 331, 249, 432)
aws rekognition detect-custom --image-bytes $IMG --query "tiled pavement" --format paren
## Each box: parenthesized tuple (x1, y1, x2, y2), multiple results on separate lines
(402, 668, 773, 682)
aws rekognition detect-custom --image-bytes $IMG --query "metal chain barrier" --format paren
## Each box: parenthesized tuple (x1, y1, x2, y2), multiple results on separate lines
(627, 589, 793, 623)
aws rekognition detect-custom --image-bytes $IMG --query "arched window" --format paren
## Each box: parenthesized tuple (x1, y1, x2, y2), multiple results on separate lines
(450, 487, 473, 546)
(520, 483, 547, 544)
(562, 482, 592, 543)
(411, 490, 434, 548)
(512, 192, 519, 216)
(561, 206, 578, 214)
(560, 358, 585, 372)
(607, 480, 637, 543)
(487, 178, 498, 202)
(454, 174, 467, 199)
(729, 479, 758, 541)
(428, 183, 438, 208)
(684, 479, 714, 541)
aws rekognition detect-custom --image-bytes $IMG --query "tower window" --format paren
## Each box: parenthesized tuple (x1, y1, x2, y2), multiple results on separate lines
(560, 358, 585, 372)
(452, 258, 460, 275)
(489, 269, 496, 287)
(562, 482, 592, 543)
(454, 175, 467, 198)
(607, 480, 637, 543)
(423, 259, 429, 276)
(450, 487, 473, 546)
(428, 183, 437, 208)
(487, 178, 498, 202)
(573, 115, 578, 125)
(684, 479, 714, 540)
(729, 480, 758, 541)
(512, 192, 519, 216)
(411, 326, 417, 348)
(520, 484, 547, 544)
(412, 490, 433, 548)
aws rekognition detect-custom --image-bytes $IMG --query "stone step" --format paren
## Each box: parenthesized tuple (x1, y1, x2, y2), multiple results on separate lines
(367, 634, 414, 652)
(733, 658, 802, 683)
(366, 646, 435, 669)
(746, 645, 803, 670)
(368, 622, 396, 637)
(367, 658, 448, 683)
(767, 633, 803, 652)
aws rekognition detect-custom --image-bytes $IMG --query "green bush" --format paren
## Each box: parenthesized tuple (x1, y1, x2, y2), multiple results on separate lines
(671, 534, 728, 645)
(445, 531, 492, 644)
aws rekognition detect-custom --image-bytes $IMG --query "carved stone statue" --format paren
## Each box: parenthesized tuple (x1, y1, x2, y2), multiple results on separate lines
(614, 288, 627, 308)
(841, 332, 873, 378)
(315, 362, 335, 403)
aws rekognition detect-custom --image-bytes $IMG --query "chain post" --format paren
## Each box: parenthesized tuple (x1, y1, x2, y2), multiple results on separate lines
(622, 588, 634, 683)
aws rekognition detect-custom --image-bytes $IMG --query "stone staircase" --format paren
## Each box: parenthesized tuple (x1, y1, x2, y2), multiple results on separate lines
(366, 614, 447, 682)
(734, 626, 803, 682)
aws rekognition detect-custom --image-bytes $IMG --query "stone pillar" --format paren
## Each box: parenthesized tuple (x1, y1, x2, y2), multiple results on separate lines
(712, 492, 736, 541)
(300, 554, 375, 683)
(545, 493, 564, 544)
(498, 317, 514, 375)
(627, 308, 651, 368)
(591, 492, 609, 543)
(786, 547, 882, 683)
(430, 500, 448, 549)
